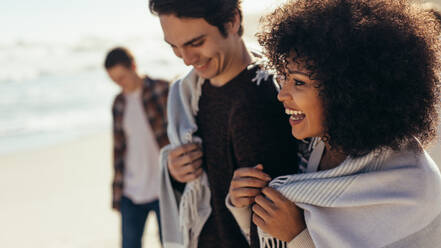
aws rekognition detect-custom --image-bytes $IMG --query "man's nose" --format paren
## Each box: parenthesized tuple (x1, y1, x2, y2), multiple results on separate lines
(180, 48, 197, 66)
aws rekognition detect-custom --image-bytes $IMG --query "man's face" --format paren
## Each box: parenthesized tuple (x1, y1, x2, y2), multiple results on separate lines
(159, 14, 238, 81)
(106, 64, 138, 92)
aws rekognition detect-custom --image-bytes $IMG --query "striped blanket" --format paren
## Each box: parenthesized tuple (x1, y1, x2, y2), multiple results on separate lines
(260, 140, 441, 247)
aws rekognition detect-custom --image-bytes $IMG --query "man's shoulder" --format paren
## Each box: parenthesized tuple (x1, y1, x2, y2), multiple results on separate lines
(242, 63, 276, 87)
(112, 93, 125, 117)
(233, 64, 278, 100)
(142, 76, 170, 99)
(144, 76, 169, 89)
(152, 78, 170, 87)
(112, 93, 124, 106)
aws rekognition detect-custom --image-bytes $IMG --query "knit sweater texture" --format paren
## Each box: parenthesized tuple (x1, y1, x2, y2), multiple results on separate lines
(195, 65, 299, 248)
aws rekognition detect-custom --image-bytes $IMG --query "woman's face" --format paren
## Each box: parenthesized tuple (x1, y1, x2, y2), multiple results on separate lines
(277, 53, 326, 140)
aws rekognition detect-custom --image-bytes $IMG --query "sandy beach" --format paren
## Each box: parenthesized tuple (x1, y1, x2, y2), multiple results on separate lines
(0, 132, 161, 248)
(0, 130, 439, 248)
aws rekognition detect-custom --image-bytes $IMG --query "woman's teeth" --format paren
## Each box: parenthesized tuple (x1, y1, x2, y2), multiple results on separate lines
(285, 109, 303, 115)
(290, 115, 304, 121)
(285, 109, 305, 121)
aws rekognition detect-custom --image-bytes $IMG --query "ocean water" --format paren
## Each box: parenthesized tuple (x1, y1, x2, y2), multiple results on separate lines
(0, 70, 113, 154)
(0, 32, 188, 155)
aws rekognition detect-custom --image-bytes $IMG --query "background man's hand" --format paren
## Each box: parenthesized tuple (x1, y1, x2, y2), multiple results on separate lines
(252, 187, 306, 242)
(228, 164, 271, 208)
(167, 143, 203, 183)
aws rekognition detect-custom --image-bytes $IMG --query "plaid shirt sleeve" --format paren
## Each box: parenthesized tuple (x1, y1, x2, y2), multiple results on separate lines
(111, 94, 125, 210)
(143, 78, 170, 149)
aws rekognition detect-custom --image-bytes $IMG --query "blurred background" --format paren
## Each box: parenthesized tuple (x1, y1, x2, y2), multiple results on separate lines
(0, 0, 440, 247)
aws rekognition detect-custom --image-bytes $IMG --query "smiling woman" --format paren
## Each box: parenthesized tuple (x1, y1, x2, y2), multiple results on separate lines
(227, 0, 441, 247)
(277, 53, 325, 141)
(260, 0, 441, 157)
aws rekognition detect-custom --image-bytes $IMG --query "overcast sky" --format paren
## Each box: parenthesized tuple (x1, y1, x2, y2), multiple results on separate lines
(0, 0, 286, 42)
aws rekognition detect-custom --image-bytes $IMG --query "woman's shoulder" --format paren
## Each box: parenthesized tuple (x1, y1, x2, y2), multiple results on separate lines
(379, 141, 441, 203)
(383, 140, 440, 175)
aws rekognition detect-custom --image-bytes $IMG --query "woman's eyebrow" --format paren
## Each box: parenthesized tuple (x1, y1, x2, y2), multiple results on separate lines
(287, 68, 310, 77)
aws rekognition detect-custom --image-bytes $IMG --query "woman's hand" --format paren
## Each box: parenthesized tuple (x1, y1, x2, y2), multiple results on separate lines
(228, 164, 272, 208)
(252, 187, 306, 242)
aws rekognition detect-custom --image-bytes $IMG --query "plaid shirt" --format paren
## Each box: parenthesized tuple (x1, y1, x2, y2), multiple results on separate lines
(111, 76, 169, 210)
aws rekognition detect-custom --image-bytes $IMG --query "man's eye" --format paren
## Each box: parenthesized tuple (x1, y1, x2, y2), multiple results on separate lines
(191, 41, 204, 47)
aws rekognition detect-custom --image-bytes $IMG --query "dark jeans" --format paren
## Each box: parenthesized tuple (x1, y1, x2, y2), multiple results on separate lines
(121, 196, 162, 248)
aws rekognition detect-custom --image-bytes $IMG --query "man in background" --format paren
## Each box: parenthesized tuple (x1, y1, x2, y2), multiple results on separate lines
(104, 47, 169, 248)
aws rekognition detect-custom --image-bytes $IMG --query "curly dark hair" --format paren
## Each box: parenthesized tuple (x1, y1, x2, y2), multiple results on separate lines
(149, 0, 243, 37)
(258, 0, 441, 157)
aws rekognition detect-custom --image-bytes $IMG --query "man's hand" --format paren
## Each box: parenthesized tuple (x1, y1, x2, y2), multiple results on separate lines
(167, 143, 203, 183)
(252, 187, 306, 242)
(229, 164, 272, 208)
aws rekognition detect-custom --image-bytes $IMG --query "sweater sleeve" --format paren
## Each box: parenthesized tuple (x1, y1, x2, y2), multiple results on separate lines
(225, 193, 252, 244)
(155, 79, 170, 148)
(226, 191, 314, 248)
(287, 229, 315, 248)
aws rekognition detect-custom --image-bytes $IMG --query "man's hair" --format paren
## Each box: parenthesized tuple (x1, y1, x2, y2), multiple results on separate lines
(259, 0, 441, 157)
(104, 47, 135, 69)
(149, 0, 243, 37)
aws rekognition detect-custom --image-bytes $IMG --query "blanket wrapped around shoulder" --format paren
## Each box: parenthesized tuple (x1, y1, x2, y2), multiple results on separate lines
(159, 69, 211, 248)
(260, 140, 441, 248)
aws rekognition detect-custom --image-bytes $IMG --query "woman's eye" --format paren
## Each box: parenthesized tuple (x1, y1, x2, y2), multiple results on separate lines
(294, 79, 305, 86)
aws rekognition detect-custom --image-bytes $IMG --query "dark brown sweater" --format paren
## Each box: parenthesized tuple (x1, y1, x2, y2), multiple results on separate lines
(195, 65, 299, 248)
